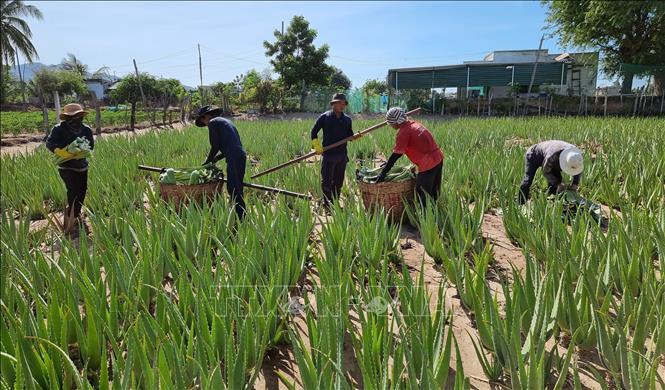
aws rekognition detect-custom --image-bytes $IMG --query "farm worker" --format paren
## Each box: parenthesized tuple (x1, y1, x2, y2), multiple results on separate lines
(518, 140, 583, 204)
(195, 105, 247, 219)
(376, 107, 444, 203)
(45, 103, 94, 235)
(310, 93, 360, 209)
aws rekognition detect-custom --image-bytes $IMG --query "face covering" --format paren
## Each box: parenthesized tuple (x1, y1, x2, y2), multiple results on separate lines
(67, 117, 83, 130)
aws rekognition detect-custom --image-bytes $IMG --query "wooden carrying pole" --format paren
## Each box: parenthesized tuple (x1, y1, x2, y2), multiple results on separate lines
(138, 165, 312, 200)
(251, 107, 423, 179)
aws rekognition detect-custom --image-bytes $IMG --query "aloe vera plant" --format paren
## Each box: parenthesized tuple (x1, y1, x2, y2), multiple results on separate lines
(1, 116, 663, 388)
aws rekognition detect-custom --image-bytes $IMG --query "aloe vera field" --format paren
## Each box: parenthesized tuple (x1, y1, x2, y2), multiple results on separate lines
(1, 116, 664, 389)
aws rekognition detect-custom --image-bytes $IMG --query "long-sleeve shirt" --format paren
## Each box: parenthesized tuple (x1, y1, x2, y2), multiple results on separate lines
(526, 140, 582, 185)
(310, 110, 353, 156)
(45, 122, 94, 171)
(393, 120, 443, 172)
(204, 117, 246, 165)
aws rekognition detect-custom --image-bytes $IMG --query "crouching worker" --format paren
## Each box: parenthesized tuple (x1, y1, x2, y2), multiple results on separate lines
(376, 107, 444, 203)
(518, 140, 583, 204)
(45, 103, 94, 236)
(195, 105, 247, 219)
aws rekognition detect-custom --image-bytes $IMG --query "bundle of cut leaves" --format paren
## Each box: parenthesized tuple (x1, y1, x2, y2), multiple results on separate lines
(559, 190, 602, 224)
(159, 163, 224, 185)
(54, 137, 92, 164)
(356, 164, 416, 184)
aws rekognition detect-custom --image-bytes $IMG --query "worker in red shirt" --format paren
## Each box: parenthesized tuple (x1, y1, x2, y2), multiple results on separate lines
(376, 107, 444, 202)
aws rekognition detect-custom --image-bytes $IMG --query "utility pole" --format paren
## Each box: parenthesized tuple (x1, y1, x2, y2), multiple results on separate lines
(527, 34, 550, 96)
(133, 59, 146, 106)
(198, 43, 204, 105)
(281, 21, 284, 35)
(524, 33, 552, 116)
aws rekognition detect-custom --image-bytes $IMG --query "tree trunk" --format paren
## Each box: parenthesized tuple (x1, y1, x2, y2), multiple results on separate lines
(653, 71, 665, 96)
(299, 81, 307, 112)
(162, 95, 168, 126)
(54, 91, 62, 124)
(37, 87, 49, 135)
(621, 71, 634, 94)
(90, 92, 102, 135)
(130, 98, 137, 132)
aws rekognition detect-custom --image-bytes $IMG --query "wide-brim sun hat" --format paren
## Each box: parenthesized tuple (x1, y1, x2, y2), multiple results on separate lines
(60, 103, 88, 120)
(194, 105, 223, 127)
(559, 147, 584, 176)
(329, 93, 348, 105)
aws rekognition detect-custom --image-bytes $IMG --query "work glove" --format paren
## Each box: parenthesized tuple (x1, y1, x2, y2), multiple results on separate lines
(376, 170, 388, 183)
(311, 138, 324, 154)
(570, 184, 579, 193)
(54, 148, 74, 159)
(556, 183, 566, 194)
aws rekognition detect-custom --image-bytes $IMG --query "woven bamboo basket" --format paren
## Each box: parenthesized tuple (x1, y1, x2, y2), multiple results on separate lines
(159, 180, 224, 210)
(357, 179, 416, 220)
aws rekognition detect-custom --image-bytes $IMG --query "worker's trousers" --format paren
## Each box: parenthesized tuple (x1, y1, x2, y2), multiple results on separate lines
(59, 169, 88, 219)
(321, 154, 348, 208)
(518, 152, 562, 204)
(226, 156, 246, 219)
(416, 162, 443, 204)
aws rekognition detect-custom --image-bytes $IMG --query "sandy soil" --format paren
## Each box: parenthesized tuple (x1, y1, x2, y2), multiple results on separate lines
(10, 138, 647, 389)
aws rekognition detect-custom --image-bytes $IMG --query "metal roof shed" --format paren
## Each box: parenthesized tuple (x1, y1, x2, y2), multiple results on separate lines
(387, 62, 567, 90)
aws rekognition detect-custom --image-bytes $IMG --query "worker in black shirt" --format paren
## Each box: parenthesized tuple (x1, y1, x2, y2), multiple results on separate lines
(45, 103, 95, 235)
(195, 105, 247, 219)
(310, 93, 359, 209)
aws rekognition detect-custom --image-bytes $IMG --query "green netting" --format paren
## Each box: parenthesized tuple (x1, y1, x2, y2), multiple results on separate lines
(302, 88, 388, 113)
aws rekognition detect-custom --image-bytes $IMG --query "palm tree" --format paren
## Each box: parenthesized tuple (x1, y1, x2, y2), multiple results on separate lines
(61, 53, 88, 76)
(61, 53, 112, 81)
(1, 0, 42, 105)
(0, 0, 43, 67)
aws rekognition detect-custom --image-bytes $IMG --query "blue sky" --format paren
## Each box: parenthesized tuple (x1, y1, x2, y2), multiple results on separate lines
(25, 1, 588, 87)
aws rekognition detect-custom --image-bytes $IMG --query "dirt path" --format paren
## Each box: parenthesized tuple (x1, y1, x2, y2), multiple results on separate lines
(1, 121, 186, 157)
(481, 208, 527, 279)
(399, 224, 493, 389)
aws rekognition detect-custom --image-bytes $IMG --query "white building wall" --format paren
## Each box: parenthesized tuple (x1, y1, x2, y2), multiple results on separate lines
(86, 82, 105, 99)
(484, 50, 549, 64)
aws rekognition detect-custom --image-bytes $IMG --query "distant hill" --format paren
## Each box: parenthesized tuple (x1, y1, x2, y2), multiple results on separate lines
(10, 62, 60, 81)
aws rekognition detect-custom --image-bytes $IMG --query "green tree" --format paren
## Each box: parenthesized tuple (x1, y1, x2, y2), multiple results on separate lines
(264, 15, 331, 111)
(0, 65, 21, 102)
(543, 1, 665, 94)
(362, 79, 392, 112)
(154, 78, 186, 125)
(362, 79, 389, 95)
(328, 66, 351, 90)
(109, 73, 158, 130)
(30, 68, 87, 100)
(209, 81, 237, 113)
(30, 68, 87, 133)
(0, 0, 43, 104)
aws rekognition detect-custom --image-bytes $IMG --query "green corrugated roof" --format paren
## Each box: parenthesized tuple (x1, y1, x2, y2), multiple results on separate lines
(387, 62, 567, 89)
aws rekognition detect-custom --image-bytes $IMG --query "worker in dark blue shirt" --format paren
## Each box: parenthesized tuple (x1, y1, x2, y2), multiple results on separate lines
(45, 103, 95, 236)
(195, 106, 247, 219)
(310, 93, 359, 209)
